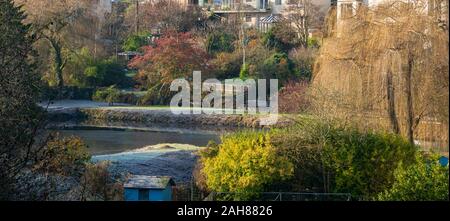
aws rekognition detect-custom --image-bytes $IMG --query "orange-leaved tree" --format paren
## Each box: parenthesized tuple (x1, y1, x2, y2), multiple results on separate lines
(129, 32, 212, 88)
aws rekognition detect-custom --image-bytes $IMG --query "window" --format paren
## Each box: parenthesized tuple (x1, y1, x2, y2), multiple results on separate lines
(138, 189, 149, 201)
(275, 0, 281, 5)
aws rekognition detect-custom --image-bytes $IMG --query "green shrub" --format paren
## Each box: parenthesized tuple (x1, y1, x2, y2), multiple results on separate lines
(84, 58, 129, 87)
(206, 32, 235, 55)
(239, 63, 249, 80)
(92, 86, 115, 103)
(64, 48, 131, 88)
(65, 47, 94, 87)
(291, 48, 317, 81)
(137, 84, 174, 106)
(325, 128, 416, 198)
(262, 25, 297, 53)
(271, 120, 417, 198)
(376, 153, 449, 201)
(261, 52, 296, 84)
(122, 31, 151, 52)
(200, 131, 294, 200)
(211, 52, 242, 79)
(307, 37, 320, 48)
(92, 86, 138, 105)
(105, 86, 120, 105)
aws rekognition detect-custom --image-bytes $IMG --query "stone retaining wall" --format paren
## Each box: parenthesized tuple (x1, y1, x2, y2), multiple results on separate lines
(48, 107, 294, 129)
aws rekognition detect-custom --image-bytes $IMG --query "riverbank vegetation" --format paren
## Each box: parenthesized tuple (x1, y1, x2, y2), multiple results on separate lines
(197, 118, 448, 201)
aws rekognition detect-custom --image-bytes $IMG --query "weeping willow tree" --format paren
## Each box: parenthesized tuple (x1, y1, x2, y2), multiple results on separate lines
(312, 0, 449, 149)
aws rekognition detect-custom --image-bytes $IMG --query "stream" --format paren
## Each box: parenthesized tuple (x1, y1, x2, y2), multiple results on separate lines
(52, 125, 222, 182)
(58, 128, 220, 155)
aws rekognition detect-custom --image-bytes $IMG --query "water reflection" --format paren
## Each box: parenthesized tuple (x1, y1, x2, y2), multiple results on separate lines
(58, 129, 220, 155)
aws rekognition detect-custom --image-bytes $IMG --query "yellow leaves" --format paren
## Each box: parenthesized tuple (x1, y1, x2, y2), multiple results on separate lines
(201, 131, 294, 198)
(247, 39, 260, 49)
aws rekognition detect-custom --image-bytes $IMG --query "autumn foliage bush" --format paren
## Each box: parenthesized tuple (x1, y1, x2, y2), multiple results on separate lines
(199, 131, 294, 200)
(129, 32, 212, 88)
(128, 32, 212, 104)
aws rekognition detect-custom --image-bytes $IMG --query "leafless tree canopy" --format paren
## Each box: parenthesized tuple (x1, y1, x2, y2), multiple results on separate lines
(15, 0, 107, 87)
(125, 0, 205, 33)
(312, 0, 449, 151)
(284, 0, 327, 48)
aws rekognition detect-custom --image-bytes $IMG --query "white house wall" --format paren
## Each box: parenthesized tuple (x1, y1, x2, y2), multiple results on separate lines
(269, 0, 286, 15)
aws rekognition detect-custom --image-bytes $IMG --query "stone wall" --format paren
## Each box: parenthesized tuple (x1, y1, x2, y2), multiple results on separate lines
(47, 107, 294, 129)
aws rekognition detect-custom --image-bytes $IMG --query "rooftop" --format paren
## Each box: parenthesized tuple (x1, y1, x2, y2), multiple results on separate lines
(124, 175, 176, 189)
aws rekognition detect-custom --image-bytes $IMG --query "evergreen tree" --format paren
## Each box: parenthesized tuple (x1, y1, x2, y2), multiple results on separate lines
(0, 0, 42, 199)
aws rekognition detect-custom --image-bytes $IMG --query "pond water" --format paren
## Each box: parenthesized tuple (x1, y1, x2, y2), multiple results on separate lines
(58, 129, 220, 155)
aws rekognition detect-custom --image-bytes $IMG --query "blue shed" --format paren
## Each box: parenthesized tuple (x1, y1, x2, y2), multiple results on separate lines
(124, 175, 176, 201)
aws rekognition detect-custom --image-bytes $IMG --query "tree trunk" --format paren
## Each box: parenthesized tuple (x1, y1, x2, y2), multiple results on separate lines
(54, 47, 64, 89)
(405, 53, 415, 144)
(135, 0, 140, 34)
(386, 69, 400, 134)
(49, 39, 64, 89)
(304, 11, 309, 49)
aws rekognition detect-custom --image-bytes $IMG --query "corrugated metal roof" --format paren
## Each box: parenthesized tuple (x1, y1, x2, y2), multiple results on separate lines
(124, 175, 175, 189)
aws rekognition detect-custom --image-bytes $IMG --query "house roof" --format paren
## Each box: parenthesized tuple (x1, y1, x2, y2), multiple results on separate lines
(260, 14, 280, 24)
(124, 175, 176, 189)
